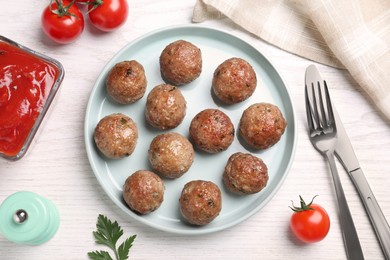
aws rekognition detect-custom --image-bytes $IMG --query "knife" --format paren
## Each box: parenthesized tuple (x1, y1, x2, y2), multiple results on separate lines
(307, 65, 390, 260)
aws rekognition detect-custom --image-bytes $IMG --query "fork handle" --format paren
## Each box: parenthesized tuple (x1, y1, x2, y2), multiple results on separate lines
(350, 168, 390, 260)
(326, 151, 365, 260)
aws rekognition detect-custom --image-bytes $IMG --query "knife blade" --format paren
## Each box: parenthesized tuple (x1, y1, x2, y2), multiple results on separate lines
(307, 65, 390, 260)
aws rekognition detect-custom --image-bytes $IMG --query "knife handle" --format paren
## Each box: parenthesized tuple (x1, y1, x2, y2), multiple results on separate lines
(350, 168, 390, 260)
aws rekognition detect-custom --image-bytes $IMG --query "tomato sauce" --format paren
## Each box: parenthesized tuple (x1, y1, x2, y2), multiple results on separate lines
(0, 41, 59, 157)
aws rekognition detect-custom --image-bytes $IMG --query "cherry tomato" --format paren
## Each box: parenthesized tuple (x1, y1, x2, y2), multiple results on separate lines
(87, 0, 129, 32)
(289, 196, 330, 243)
(41, 0, 84, 44)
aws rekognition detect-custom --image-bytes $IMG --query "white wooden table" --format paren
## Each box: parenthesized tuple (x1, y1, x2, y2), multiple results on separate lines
(1, 1, 389, 259)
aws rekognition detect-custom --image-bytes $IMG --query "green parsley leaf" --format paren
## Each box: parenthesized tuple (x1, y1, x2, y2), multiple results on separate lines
(118, 235, 137, 260)
(88, 214, 136, 260)
(94, 214, 123, 250)
(88, 250, 114, 260)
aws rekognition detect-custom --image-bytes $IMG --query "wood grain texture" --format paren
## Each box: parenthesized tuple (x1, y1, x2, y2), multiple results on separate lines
(0, 1, 389, 259)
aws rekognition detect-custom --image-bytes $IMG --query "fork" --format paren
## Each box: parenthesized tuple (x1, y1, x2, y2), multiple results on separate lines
(305, 80, 365, 260)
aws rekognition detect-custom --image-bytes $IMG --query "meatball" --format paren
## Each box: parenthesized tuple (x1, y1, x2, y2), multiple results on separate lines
(189, 109, 234, 153)
(106, 60, 147, 104)
(179, 180, 222, 225)
(159, 40, 202, 86)
(148, 132, 194, 179)
(239, 103, 287, 150)
(94, 113, 138, 159)
(123, 170, 164, 215)
(145, 84, 186, 130)
(212, 57, 257, 104)
(223, 152, 268, 195)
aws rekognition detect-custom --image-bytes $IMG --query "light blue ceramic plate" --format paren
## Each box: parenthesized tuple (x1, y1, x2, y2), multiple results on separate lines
(84, 25, 297, 235)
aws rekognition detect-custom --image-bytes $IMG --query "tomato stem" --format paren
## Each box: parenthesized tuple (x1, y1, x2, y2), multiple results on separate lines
(49, 0, 78, 18)
(289, 195, 318, 212)
(78, 0, 104, 13)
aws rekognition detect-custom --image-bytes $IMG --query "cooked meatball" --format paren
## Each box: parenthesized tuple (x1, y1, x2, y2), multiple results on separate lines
(159, 40, 202, 86)
(145, 84, 186, 130)
(189, 109, 234, 153)
(239, 103, 286, 150)
(223, 152, 268, 195)
(212, 57, 257, 104)
(123, 170, 164, 215)
(106, 60, 147, 104)
(94, 113, 138, 159)
(148, 132, 194, 179)
(179, 180, 222, 225)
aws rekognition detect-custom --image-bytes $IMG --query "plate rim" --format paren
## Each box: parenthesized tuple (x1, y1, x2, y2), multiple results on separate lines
(84, 24, 298, 235)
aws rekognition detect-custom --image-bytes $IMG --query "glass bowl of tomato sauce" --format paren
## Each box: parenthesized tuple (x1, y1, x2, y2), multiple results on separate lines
(0, 36, 64, 161)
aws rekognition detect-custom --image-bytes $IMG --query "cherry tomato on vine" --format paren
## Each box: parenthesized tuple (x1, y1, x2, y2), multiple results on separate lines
(87, 0, 129, 32)
(289, 195, 330, 243)
(41, 0, 85, 44)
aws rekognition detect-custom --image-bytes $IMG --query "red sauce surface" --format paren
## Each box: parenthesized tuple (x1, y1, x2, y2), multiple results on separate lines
(0, 41, 59, 157)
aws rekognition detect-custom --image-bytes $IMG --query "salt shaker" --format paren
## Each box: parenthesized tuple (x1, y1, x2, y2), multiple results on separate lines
(0, 191, 60, 245)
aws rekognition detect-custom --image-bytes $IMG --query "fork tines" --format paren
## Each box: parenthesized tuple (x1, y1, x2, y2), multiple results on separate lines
(305, 80, 336, 136)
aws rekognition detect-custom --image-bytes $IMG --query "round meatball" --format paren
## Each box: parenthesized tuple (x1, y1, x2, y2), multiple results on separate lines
(145, 84, 186, 130)
(160, 40, 202, 86)
(223, 152, 268, 195)
(94, 113, 138, 159)
(239, 103, 287, 150)
(106, 60, 147, 104)
(179, 180, 222, 225)
(148, 132, 194, 178)
(212, 57, 257, 104)
(123, 170, 164, 215)
(189, 109, 234, 153)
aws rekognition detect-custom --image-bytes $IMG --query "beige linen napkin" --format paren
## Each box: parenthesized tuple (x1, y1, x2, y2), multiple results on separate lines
(193, 0, 390, 121)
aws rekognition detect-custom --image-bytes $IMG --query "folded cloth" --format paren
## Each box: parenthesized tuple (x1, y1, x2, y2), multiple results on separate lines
(193, 0, 390, 121)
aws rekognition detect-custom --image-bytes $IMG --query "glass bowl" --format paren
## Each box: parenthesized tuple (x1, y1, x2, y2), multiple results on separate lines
(0, 36, 64, 161)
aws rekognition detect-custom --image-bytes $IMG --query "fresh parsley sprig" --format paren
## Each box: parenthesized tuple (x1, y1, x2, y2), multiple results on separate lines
(88, 214, 136, 260)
